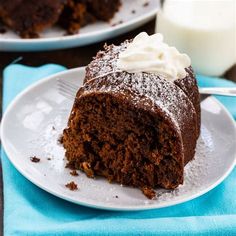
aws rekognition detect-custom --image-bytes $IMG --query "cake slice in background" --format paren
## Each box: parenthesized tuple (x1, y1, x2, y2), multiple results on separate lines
(0, 0, 121, 38)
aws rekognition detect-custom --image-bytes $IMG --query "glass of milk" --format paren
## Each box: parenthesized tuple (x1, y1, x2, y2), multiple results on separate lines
(156, 0, 236, 76)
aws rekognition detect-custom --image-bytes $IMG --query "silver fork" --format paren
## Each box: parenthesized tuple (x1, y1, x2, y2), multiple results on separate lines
(57, 78, 236, 101)
(57, 79, 78, 100)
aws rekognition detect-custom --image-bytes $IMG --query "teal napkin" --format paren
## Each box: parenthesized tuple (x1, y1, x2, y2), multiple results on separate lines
(2, 64, 236, 236)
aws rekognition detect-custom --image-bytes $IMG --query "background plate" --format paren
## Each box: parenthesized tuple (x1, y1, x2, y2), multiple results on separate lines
(1, 68, 236, 211)
(0, 0, 159, 51)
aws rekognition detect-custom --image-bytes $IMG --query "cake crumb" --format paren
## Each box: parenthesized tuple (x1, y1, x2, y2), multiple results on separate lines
(30, 156, 40, 163)
(65, 181, 78, 191)
(141, 187, 156, 200)
(70, 170, 79, 176)
(52, 126, 55, 130)
(131, 10, 136, 14)
(47, 157, 52, 161)
(143, 1, 149, 7)
(58, 135, 63, 145)
(114, 195, 119, 198)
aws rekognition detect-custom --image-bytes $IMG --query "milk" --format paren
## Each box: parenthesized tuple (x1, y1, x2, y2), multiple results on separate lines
(156, 0, 236, 76)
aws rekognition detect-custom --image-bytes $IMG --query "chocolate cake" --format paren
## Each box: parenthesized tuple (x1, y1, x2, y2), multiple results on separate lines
(0, 0, 121, 38)
(58, 0, 96, 35)
(58, 0, 120, 35)
(85, 0, 121, 21)
(62, 38, 200, 197)
(0, 0, 66, 38)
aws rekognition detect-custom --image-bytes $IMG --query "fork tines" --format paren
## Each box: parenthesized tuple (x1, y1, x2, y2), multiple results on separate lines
(57, 78, 78, 100)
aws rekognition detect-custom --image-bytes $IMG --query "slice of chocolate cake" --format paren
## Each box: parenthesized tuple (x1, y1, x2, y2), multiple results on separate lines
(62, 33, 200, 197)
(0, 0, 121, 37)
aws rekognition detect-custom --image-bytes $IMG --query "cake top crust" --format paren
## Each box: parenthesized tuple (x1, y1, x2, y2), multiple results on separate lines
(83, 41, 197, 136)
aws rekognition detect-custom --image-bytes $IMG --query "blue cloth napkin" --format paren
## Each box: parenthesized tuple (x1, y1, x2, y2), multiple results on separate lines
(2, 64, 236, 236)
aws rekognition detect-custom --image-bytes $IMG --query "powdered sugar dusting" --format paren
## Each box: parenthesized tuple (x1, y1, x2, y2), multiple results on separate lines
(84, 41, 197, 137)
(84, 71, 195, 132)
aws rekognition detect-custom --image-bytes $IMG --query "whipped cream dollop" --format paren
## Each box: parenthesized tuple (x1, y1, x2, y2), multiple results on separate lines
(117, 32, 191, 81)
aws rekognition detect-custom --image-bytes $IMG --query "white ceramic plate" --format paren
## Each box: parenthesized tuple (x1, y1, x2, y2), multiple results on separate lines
(0, 0, 159, 51)
(1, 68, 236, 211)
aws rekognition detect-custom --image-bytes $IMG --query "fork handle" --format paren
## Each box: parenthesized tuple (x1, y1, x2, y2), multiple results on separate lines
(199, 87, 236, 97)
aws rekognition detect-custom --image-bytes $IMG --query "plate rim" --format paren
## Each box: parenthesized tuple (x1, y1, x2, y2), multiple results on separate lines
(0, 7, 158, 43)
(1, 67, 236, 211)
